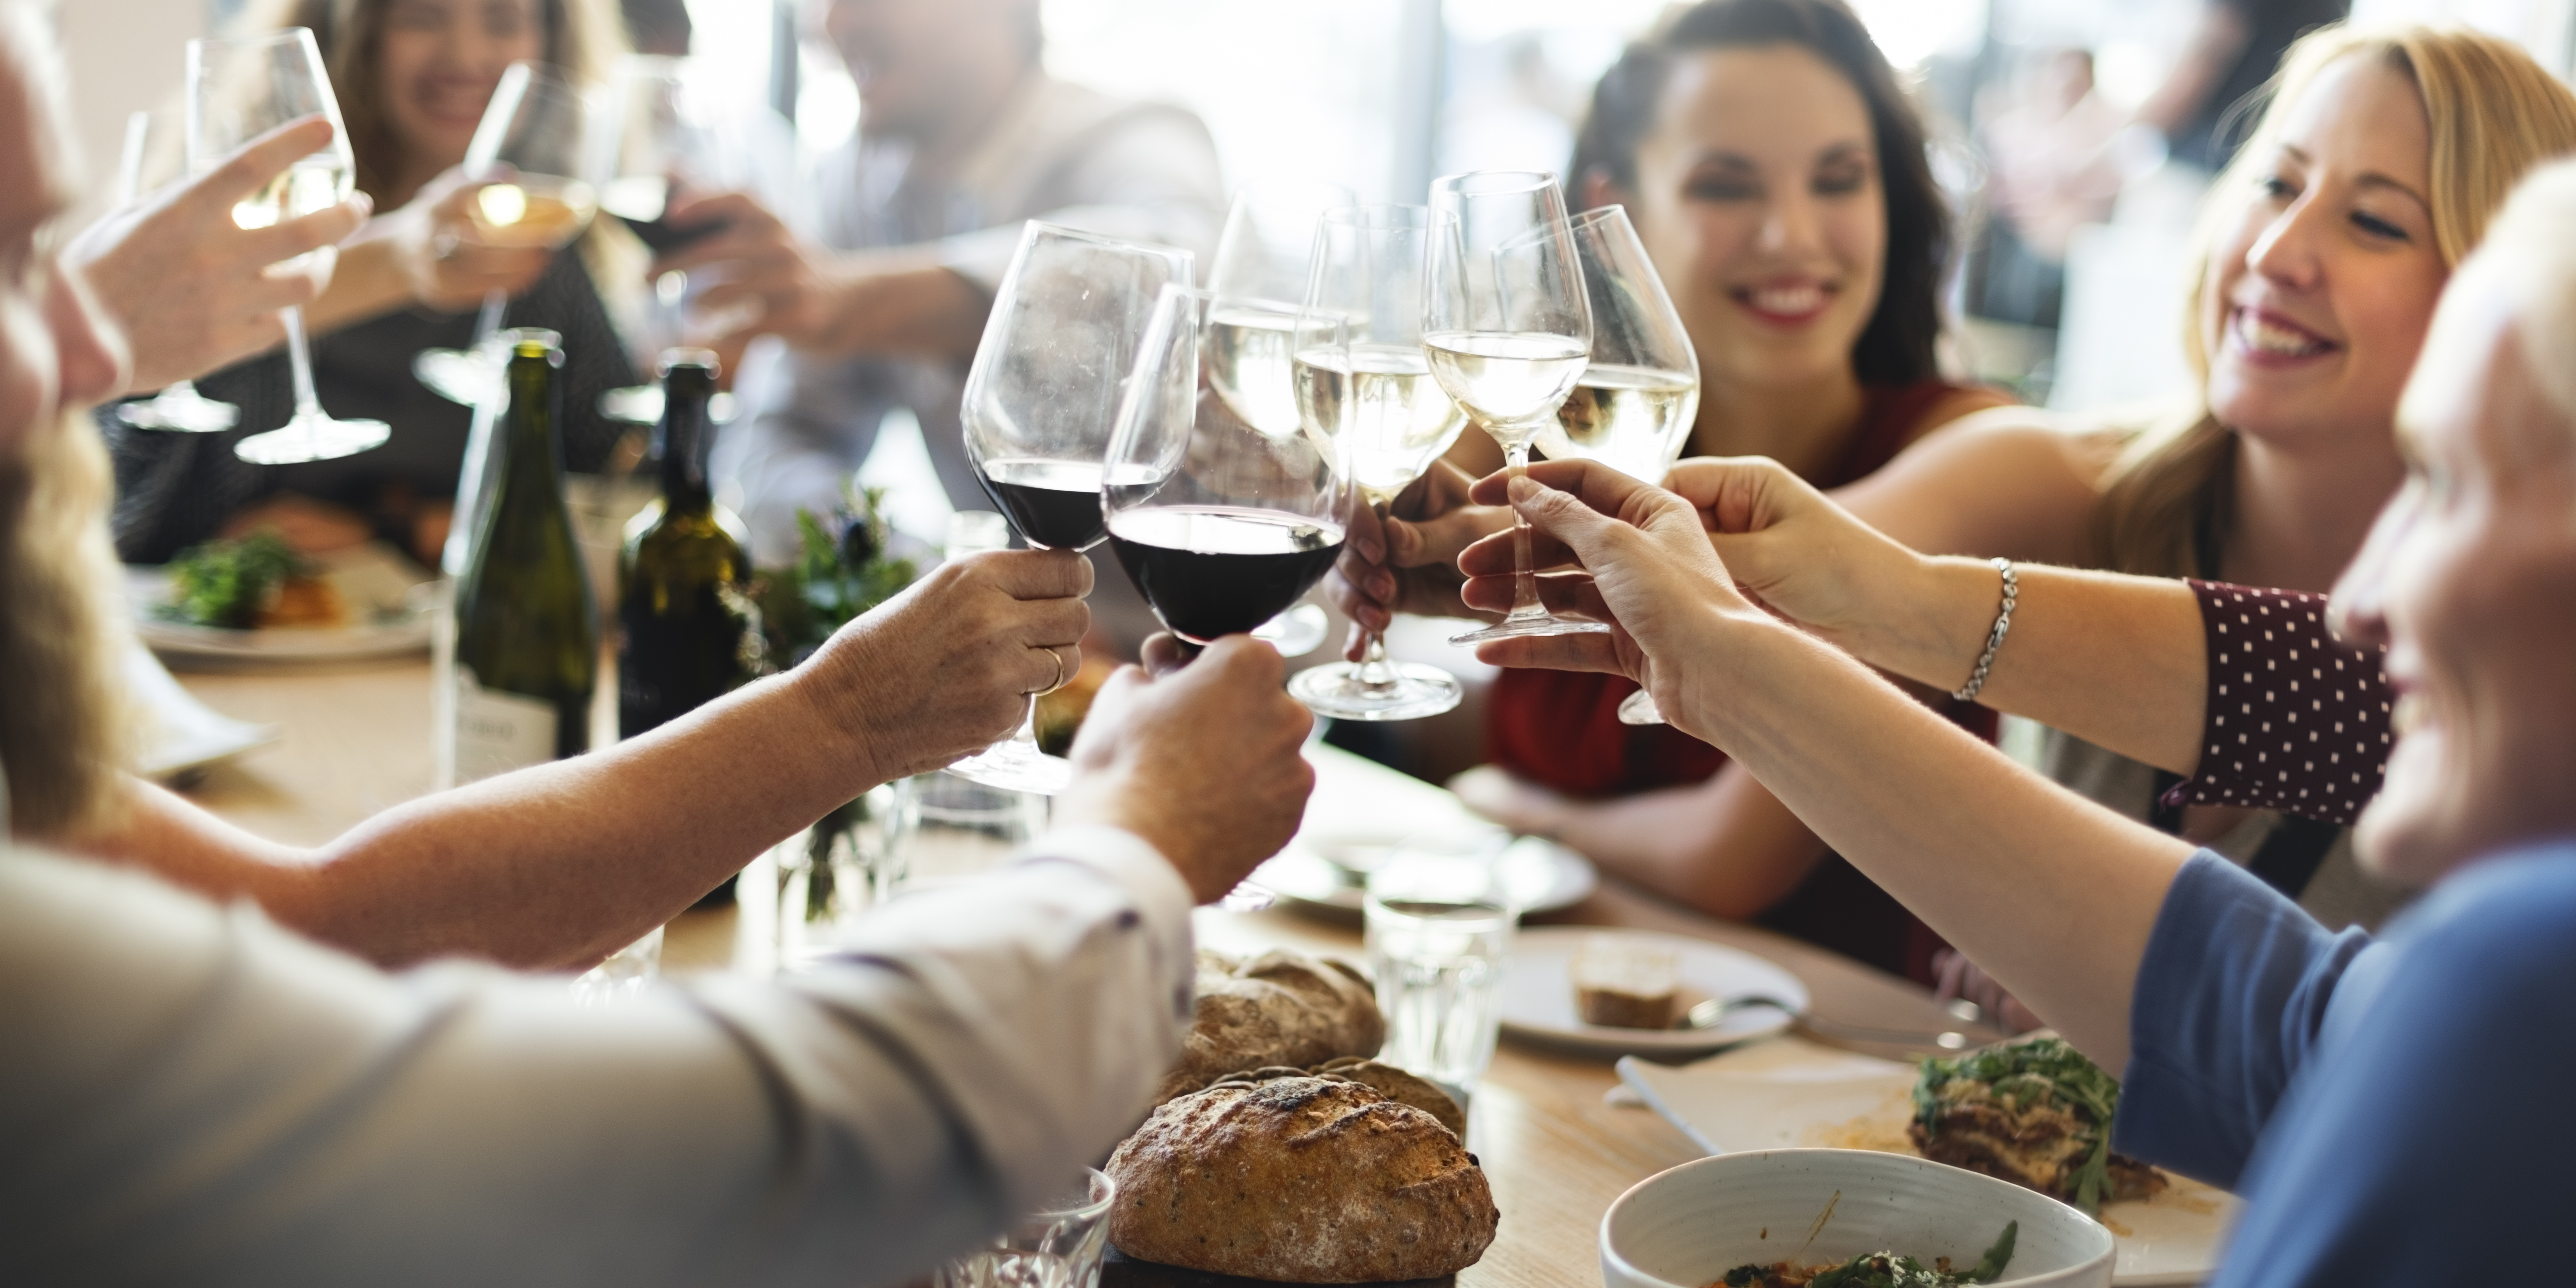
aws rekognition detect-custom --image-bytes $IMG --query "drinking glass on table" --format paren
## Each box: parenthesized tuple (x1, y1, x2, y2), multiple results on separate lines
(188, 28, 386, 464)
(1423, 170, 1596, 645)
(1365, 838, 1518, 1100)
(110, 110, 240, 434)
(1531, 205, 1702, 726)
(1286, 205, 1473, 721)
(414, 62, 604, 411)
(950, 222, 1193, 795)
(932, 1169, 1115, 1288)
(1206, 182, 1354, 658)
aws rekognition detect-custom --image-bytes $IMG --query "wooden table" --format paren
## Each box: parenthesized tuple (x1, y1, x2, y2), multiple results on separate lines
(169, 655, 2000, 1288)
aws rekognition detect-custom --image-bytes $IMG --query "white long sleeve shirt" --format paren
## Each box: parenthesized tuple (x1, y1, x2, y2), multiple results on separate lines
(0, 826, 1196, 1286)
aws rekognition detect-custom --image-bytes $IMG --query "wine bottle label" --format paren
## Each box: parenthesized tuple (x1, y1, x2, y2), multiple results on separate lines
(453, 665, 558, 784)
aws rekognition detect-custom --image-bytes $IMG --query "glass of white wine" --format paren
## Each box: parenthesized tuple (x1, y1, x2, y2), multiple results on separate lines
(1422, 170, 1599, 645)
(187, 28, 387, 465)
(413, 62, 604, 410)
(1287, 205, 1473, 721)
(110, 110, 239, 434)
(1537, 205, 1702, 726)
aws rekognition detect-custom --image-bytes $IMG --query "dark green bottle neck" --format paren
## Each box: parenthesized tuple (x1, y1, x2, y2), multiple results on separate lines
(502, 349, 565, 486)
(657, 368, 718, 516)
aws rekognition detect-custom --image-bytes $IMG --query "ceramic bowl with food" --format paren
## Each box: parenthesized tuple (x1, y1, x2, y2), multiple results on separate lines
(1601, 1148, 2115, 1288)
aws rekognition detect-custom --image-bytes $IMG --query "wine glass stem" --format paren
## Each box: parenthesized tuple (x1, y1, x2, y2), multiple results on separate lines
(281, 306, 323, 421)
(475, 289, 507, 344)
(1500, 438, 1549, 625)
(1006, 694, 1042, 753)
(1356, 630, 1396, 686)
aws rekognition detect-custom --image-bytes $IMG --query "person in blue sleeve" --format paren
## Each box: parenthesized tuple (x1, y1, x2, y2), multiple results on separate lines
(1450, 155, 2576, 1284)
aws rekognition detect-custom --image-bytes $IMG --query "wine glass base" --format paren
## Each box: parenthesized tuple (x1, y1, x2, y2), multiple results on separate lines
(1615, 688, 1666, 726)
(944, 740, 1073, 796)
(1289, 661, 1463, 721)
(1253, 603, 1331, 658)
(117, 392, 239, 433)
(233, 415, 392, 465)
(1449, 614, 1613, 646)
(413, 348, 501, 409)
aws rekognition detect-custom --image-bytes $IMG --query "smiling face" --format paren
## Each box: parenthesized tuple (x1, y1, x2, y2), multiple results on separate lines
(1615, 45, 1885, 400)
(2200, 55, 2448, 455)
(375, 0, 545, 189)
(2331, 257, 2576, 886)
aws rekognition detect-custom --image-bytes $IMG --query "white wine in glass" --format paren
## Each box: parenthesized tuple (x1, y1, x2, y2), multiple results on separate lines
(187, 28, 388, 465)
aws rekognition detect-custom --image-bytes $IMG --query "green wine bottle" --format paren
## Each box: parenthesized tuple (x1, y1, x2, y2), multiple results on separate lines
(451, 336, 598, 783)
(618, 350, 756, 737)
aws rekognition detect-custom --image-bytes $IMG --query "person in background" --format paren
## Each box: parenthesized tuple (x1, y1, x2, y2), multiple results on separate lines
(1333, 0, 2008, 983)
(2139, 0, 2350, 174)
(1453, 152, 2576, 1282)
(660, 0, 1225, 568)
(1964, 47, 2128, 332)
(0, 12, 1321, 1278)
(104, 0, 641, 567)
(620, 0, 691, 56)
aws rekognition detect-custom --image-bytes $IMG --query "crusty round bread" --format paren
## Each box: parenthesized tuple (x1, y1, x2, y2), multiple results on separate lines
(1107, 1076, 1499, 1282)
(1155, 950, 1384, 1105)
(1310, 1058, 1466, 1140)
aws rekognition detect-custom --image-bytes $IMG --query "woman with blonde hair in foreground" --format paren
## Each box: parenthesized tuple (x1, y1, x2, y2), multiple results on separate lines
(1457, 156, 2576, 1283)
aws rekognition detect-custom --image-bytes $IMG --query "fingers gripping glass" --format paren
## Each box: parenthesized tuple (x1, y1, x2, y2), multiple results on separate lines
(1422, 171, 1601, 645)
(947, 223, 1193, 796)
(414, 62, 605, 411)
(110, 111, 240, 434)
(1284, 205, 1472, 720)
(188, 28, 387, 464)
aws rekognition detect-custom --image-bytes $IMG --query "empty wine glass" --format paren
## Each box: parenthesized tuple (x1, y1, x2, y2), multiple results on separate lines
(413, 62, 604, 410)
(188, 28, 387, 464)
(1529, 207, 1701, 726)
(948, 222, 1193, 796)
(111, 110, 239, 434)
(593, 55, 735, 425)
(1422, 170, 1597, 645)
(1206, 181, 1353, 659)
(1286, 206, 1473, 721)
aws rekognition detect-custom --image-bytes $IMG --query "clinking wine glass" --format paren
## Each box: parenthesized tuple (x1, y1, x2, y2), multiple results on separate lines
(595, 54, 735, 425)
(413, 62, 603, 410)
(1205, 182, 1353, 659)
(110, 110, 238, 434)
(1105, 286, 1355, 912)
(1423, 170, 1598, 645)
(1527, 205, 1703, 726)
(1286, 205, 1473, 721)
(188, 28, 387, 464)
(948, 222, 1193, 796)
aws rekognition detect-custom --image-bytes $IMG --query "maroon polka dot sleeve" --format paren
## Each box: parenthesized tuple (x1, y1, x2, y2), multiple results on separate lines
(2160, 580, 2392, 827)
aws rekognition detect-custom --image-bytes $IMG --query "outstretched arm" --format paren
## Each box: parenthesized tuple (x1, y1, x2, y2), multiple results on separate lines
(1457, 460, 2193, 1069)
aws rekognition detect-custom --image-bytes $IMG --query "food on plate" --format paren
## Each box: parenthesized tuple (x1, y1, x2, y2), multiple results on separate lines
(1570, 934, 1682, 1028)
(1909, 1036, 2166, 1215)
(161, 531, 345, 630)
(1307, 1056, 1465, 1138)
(1107, 1071, 1499, 1282)
(1154, 948, 1383, 1105)
(1717, 1220, 2017, 1288)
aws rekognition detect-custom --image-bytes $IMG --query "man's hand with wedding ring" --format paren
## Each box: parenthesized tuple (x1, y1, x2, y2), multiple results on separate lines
(1031, 646, 1070, 696)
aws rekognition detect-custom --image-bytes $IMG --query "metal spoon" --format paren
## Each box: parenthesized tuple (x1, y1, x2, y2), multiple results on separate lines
(1679, 994, 1976, 1050)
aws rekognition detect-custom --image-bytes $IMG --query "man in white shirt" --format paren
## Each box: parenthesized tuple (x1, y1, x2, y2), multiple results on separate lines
(0, 8, 1309, 1281)
(653, 0, 1227, 562)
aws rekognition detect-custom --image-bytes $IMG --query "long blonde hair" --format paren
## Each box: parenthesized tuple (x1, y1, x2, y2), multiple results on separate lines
(2093, 24, 2576, 576)
(0, 415, 133, 841)
(232, 0, 628, 203)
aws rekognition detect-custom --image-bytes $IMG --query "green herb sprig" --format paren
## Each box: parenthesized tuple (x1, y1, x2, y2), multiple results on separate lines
(161, 530, 305, 629)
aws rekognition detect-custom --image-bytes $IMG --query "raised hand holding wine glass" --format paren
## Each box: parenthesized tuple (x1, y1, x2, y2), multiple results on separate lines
(1423, 170, 1597, 645)
(947, 222, 1193, 796)
(1286, 205, 1474, 720)
(188, 27, 387, 465)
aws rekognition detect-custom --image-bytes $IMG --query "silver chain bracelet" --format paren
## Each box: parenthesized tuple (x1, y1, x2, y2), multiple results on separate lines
(1950, 557, 2018, 704)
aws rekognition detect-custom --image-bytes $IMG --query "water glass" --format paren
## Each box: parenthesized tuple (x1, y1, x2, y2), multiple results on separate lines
(934, 1169, 1115, 1288)
(886, 770, 1047, 896)
(1364, 843, 1518, 1098)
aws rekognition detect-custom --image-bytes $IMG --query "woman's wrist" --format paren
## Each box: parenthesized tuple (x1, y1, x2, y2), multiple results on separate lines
(1856, 554, 2018, 694)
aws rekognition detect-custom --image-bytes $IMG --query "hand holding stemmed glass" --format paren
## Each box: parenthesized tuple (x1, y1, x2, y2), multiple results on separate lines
(106, 110, 240, 434)
(1287, 205, 1474, 720)
(594, 54, 736, 425)
(412, 62, 604, 411)
(188, 27, 386, 464)
(1423, 170, 1598, 645)
(946, 223, 1193, 796)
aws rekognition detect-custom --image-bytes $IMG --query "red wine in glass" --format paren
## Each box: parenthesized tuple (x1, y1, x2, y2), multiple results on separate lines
(1106, 506, 1345, 644)
(975, 458, 1109, 551)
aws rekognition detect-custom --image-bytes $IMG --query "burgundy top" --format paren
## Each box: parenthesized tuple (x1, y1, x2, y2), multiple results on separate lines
(1484, 380, 1991, 984)
(2162, 581, 2393, 827)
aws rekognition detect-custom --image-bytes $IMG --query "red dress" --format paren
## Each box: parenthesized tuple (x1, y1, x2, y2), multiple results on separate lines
(1486, 380, 1994, 984)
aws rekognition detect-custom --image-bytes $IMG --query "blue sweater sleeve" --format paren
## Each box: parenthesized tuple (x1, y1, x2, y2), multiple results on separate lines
(2112, 851, 2374, 1188)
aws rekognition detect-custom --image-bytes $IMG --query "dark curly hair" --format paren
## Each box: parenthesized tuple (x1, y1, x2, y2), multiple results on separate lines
(1569, 0, 1949, 386)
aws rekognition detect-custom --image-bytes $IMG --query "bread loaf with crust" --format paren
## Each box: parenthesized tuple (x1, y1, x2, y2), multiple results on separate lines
(1155, 950, 1383, 1105)
(1107, 1075, 1499, 1282)
(1310, 1057, 1465, 1140)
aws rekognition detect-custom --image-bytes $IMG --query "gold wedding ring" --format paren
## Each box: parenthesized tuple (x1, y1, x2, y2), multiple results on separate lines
(1031, 646, 1068, 696)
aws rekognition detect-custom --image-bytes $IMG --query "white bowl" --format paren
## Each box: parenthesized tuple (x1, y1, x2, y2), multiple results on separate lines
(1601, 1149, 2115, 1288)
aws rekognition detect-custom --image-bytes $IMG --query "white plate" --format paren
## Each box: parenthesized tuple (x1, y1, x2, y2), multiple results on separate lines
(1500, 927, 1808, 1054)
(128, 544, 434, 665)
(1252, 834, 1598, 917)
(122, 641, 277, 778)
(1617, 1037, 2233, 1286)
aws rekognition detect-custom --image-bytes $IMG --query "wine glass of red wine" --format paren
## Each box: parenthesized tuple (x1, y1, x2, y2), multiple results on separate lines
(949, 222, 1194, 795)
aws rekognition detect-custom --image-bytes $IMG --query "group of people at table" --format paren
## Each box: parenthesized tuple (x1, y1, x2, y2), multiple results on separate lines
(2, 0, 2572, 1280)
